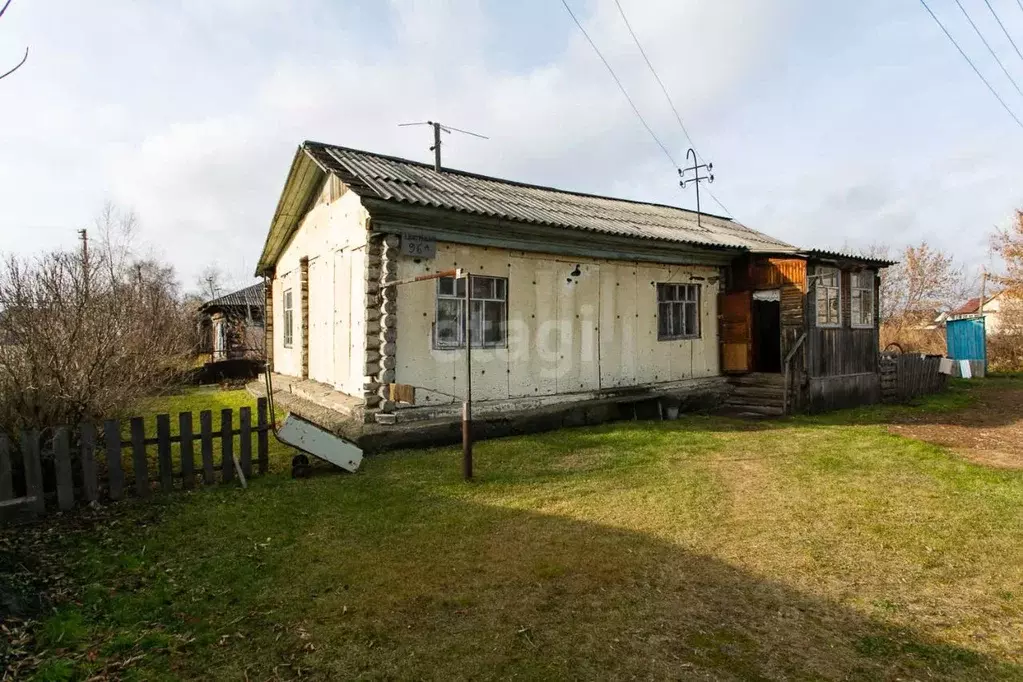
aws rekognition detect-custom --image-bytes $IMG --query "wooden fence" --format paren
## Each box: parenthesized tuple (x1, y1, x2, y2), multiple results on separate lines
(0, 398, 270, 524)
(880, 354, 948, 403)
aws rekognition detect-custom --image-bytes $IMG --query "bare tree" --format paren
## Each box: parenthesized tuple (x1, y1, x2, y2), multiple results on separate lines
(0, 207, 197, 436)
(0, 0, 28, 82)
(989, 211, 1023, 369)
(860, 242, 973, 352)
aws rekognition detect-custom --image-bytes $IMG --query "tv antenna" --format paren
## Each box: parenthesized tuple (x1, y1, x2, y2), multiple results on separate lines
(398, 121, 488, 172)
(678, 148, 714, 228)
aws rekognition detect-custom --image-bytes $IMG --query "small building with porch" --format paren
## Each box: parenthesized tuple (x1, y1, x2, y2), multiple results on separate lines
(254, 142, 890, 445)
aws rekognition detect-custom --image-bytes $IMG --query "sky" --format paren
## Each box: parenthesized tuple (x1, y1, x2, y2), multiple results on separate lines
(1, 0, 1022, 294)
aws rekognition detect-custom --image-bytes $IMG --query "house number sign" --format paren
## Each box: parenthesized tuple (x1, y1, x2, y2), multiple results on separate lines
(400, 234, 436, 259)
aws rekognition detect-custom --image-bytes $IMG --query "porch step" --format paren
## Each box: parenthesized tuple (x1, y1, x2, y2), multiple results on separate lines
(730, 385, 785, 401)
(729, 372, 785, 387)
(724, 373, 787, 418)
(721, 403, 785, 418)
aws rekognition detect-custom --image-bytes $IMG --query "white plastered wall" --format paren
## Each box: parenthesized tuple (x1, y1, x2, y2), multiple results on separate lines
(271, 183, 368, 396)
(392, 241, 721, 407)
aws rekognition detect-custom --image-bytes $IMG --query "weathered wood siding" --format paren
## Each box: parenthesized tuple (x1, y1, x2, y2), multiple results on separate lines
(804, 262, 882, 412)
(393, 242, 721, 405)
(271, 180, 368, 396)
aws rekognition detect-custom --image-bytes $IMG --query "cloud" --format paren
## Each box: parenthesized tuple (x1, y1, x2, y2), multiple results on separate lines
(97, 0, 791, 289)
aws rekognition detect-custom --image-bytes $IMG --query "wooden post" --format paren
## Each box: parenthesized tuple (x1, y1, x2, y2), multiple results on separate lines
(179, 412, 195, 490)
(131, 417, 149, 498)
(239, 406, 252, 478)
(200, 410, 214, 484)
(21, 430, 45, 515)
(104, 419, 124, 501)
(0, 434, 12, 502)
(156, 414, 173, 493)
(221, 408, 234, 483)
(54, 427, 74, 511)
(79, 422, 98, 504)
(256, 397, 269, 475)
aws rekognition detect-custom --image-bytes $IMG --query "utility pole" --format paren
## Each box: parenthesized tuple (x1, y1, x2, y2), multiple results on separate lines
(678, 148, 714, 228)
(398, 121, 489, 172)
(77, 228, 89, 300)
(980, 265, 988, 324)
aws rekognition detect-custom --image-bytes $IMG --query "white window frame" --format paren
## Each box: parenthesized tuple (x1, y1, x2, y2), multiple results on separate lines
(434, 275, 508, 349)
(656, 283, 701, 340)
(850, 270, 875, 329)
(815, 266, 842, 328)
(282, 288, 294, 348)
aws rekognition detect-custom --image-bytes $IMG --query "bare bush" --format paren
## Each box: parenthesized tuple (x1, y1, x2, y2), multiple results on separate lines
(0, 209, 196, 434)
(988, 210, 1023, 371)
(861, 242, 974, 353)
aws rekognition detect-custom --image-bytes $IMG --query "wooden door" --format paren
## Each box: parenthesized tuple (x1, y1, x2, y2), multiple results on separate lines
(719, 291, 752, 373)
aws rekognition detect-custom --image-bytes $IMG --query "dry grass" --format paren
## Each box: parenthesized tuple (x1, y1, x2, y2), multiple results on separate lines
(7, 381, 1023, 680)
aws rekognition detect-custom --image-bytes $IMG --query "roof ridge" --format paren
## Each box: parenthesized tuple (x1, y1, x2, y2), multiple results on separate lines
(302, 140, 737, 223)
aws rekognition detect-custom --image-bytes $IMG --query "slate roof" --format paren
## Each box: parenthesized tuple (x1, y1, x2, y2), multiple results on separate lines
(302, 142, 796, 253)
(200, 282, 264, 312)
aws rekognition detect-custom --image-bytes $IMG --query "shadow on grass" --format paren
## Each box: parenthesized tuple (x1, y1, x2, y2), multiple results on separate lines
(17, 473, 1021, 681)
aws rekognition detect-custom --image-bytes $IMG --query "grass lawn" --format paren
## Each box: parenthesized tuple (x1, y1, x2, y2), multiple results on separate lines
(6, 379, 1023, 680)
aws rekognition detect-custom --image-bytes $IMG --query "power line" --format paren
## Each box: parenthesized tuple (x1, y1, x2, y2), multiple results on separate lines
(558, 0, 677, 167)
(982, 0, 1023, 67)
(953, 0, 1023, 97)
(611, 0, 732, 217)
(919, 0, 1023, 130)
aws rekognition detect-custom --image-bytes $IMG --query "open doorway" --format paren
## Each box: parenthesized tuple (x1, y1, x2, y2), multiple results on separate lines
(752, 290, 781, 373)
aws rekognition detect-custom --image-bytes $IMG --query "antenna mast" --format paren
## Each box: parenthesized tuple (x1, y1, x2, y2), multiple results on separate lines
(398, 121, 488, 172)
(678, 148, 715, 228)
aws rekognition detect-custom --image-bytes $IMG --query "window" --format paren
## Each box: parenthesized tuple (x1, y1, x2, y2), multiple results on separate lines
(434, 275, 508, 349)
(851, 270, 874, 328)
(657, 283, 700, 340)
(815, 267, 841, 327)
(282, 288, 294, 348)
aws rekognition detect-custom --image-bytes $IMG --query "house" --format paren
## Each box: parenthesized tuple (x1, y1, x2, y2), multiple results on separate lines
(198, 282, 265, 362)
(254, 142, 890, 445)
(948, 292, 1008, 336)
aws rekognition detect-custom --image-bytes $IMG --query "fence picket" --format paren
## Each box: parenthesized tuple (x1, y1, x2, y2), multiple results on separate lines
(179, 412, 195, 490)
(239, 407, 252, 478)
(54, 427, 74, 511)
(104, 419, 124, 501)
(257, 398, 269, 475)
(221, 409, 234, 483)
(21, 430, 45, 515)
(4, 404, 268, 523)
(0, 434, 12, 502)
(156, 414, 173, 493)
(200, 410, 214, 484)
(131, 417, 150, 498)
(80, 423, 98, 503)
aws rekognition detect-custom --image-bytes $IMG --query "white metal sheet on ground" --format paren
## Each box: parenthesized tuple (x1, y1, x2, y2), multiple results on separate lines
(277, 415, 363, 472)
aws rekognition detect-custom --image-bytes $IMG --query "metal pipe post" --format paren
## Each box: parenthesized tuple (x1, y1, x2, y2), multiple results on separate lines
(462, 272, 473, 480)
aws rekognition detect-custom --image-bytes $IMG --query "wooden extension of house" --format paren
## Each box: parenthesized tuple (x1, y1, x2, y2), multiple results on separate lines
(253, 141, 892, 448)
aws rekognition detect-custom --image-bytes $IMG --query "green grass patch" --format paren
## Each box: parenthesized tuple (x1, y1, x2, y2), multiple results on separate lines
(11, 384, 1023, 680)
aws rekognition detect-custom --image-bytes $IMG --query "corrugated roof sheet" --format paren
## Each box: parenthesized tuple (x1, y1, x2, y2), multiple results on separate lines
(802, 249, 897, 267)
(201, 282, 264, 311)
(303, 142, 796, 253)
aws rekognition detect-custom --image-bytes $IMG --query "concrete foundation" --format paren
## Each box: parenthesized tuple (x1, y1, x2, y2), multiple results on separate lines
(249, 374, 731, 454)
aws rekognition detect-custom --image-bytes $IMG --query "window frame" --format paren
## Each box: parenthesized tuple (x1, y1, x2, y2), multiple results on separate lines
(815, 266, 842, 328)
(656, 283, 701, 341)
(282, 288, 294, 348)
(433, 275, 509, 350)
(850, 270, 875, 329)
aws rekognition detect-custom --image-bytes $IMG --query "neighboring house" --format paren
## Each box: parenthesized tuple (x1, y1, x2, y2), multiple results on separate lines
(199, 283, 265, 362)
(948, 292, 1008, 336)
(254, 141, 890, 440)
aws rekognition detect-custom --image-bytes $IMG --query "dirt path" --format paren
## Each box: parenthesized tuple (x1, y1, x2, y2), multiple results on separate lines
(888, 386, 1023, 469)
